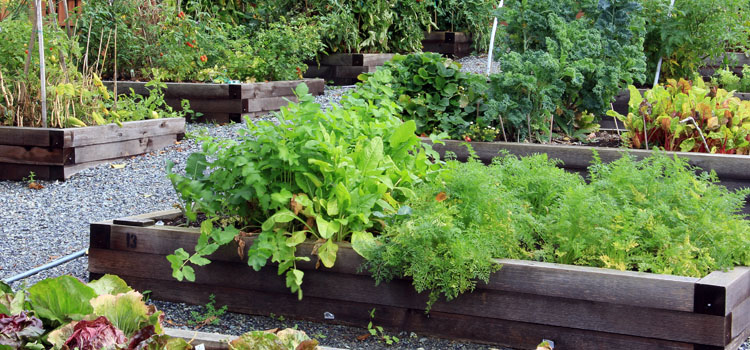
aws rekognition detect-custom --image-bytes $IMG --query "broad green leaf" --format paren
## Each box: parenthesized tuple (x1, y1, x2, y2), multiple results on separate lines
(351, 231, 377, 260)
(90, 291, 150, 336)
(87, 275, 133, 296)
(214, 225, 240, 245)
(29, 276, 97, 325)
(317, 240, 339, 268)
(271, 210, 296, 223)
(182, 266, 196, 282)
(389, 120, 417, 148)
(286, 231, 307, 247)
(316, 217, 335, 239)
(189, 255, 212, 266)
(326, 199, 339, 216)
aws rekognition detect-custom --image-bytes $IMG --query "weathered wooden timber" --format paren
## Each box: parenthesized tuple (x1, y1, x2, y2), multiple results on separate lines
(701, 52, 750, 78)
(90, 209, 750, 350)
(163, 328, 342, 350)
(303, 53, 395, 86)
(103, 79, 325, 124)
(428, 138, 750, 215)
(421, 31, 473, 58)
(0, 118, 184, 181)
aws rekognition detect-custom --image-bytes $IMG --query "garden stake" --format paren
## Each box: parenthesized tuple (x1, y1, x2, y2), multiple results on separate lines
(680, 117, 710, 152)
(652, 0, 676, 88)
(35, 0, 47, 127)
(485, 0, 504, 77)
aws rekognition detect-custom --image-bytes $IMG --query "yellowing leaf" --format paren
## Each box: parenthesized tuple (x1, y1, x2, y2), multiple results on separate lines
(111, 164, 126, 169)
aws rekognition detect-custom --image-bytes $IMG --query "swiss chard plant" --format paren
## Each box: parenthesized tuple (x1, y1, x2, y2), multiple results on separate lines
(167, 83, 442, 298)
(0, 275, 191, 350)
(357, 53, 490, 140)
(608, 78, 750, 154)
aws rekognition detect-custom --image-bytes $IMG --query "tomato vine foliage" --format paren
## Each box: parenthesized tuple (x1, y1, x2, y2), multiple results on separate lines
(489, 0, 646, 141)
(167, 83, 442, 298)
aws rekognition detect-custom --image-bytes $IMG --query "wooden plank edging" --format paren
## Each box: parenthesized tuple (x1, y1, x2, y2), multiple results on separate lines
(89, 210, 750, 348)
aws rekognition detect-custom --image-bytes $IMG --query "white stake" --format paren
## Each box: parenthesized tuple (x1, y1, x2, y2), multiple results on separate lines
(486, 0, 504, 77)
(35, 0, 47, 127)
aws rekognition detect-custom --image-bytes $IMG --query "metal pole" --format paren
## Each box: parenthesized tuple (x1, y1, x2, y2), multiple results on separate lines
(3, 249, 87, 284)
(486, 0, 504, 77)
(35, 0, 48, 127)
(652, 0, 677, 88)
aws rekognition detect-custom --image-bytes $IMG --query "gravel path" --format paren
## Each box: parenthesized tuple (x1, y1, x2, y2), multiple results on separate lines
(1, 56, 748, 350)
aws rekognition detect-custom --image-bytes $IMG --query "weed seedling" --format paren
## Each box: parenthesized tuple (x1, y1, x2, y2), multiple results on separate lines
(24, 171, 43, 190)
(188, 294, 227, 329)
(367, 308, 399, 345)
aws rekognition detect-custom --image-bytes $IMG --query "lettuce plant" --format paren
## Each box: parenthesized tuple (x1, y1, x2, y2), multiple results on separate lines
(0, 275, 189, 350)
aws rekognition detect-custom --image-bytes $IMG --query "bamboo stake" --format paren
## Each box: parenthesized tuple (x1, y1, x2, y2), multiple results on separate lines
(24, 2, 37, 77)
(62, 0, 71, 37)
(35, 0, 47, 127)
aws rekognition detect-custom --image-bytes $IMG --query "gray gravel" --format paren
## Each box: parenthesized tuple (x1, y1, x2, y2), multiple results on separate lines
(0, 83, 509, 350)
(2, 58, 749, 349)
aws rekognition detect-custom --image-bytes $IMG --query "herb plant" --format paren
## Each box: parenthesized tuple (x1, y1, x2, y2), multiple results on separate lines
(167, 83, 442, 298)
(363, 150, 750, 309)
(608, 79, 750, 154)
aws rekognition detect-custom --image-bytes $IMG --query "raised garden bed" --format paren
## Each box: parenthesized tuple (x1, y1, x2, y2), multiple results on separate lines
(0, 118, 184, 181)
(604, 89, 750, 130)
(421, 31, 472, 58)
(103, 79, 325, 124)
(701, 52, 750, 78)
(303, 53, 395, 86)
(429, 139, 750, 214)
(89, 209, 750, 350)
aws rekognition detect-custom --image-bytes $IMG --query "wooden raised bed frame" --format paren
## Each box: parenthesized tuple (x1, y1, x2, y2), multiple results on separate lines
(90, 209, 750, 350)
(103, 79, 325, 124)
(0, 118, 184, 181)
(422, 31, 473, 58)
(304, 53, 395, 86)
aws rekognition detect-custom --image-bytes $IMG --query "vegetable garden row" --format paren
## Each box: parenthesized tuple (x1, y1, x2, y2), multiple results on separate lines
(2, 0, 750, 349)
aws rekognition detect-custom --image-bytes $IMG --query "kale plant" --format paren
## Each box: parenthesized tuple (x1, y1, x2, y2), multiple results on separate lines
(488, 0, 646, 141)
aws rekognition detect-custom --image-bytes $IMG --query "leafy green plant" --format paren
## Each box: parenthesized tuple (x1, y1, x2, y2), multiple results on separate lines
(490, 0, 646, 140)
(711, 65, 750, 93)
(357, 53, 488, 139)
(608, 78, 750, 154)
(426, 0, 495, 52)
(364, 149, 750, 310)
(0, 275, 191, 349)
(642, 0, 750, 82)
(229, 328, 318, 350)
(270, 0, 432, 54)
(167, 83, 442, 298)
(187, 294, 227, 328)
(366, 309, 399, 345)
